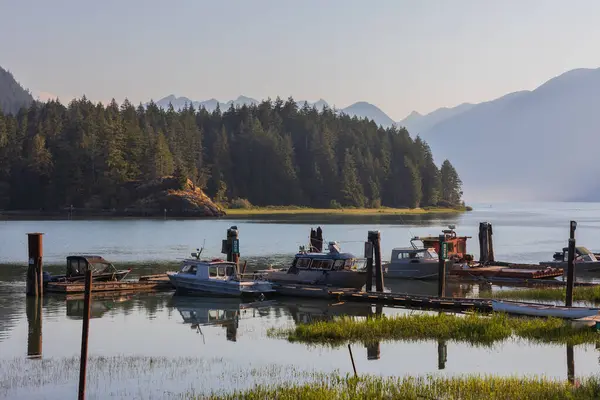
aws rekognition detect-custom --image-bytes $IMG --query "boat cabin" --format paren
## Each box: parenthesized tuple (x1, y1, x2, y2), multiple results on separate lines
(553, 246, 598, 262)
(66, 255, 119, 277)
(178, 258, 238, 280)
(290, 242, 366, 272)
(390, 247, 439, 263)
(412, 225, 471, 262)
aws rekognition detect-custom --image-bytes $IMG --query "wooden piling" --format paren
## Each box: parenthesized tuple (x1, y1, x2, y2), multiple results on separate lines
(438, 234, 446, 298)
(566, 221, 577, 308)
(369, 231, 384, 292)
(26, 233, 44, 297)
(364, 240, 373, 293)
(78, 269, 93, 400)
(26, 296, 42, 359)
(478, 222, 494, 264)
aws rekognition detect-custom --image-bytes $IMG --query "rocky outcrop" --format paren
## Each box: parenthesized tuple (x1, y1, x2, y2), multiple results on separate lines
(126, 177, 225, 217)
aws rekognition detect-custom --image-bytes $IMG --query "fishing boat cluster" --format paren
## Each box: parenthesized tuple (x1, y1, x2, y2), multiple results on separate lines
(39, 222, 600, 320)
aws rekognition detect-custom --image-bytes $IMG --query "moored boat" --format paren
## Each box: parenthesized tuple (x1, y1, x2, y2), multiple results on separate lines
(167, 253, 275, 298)
(491, 299, 600, 319)
(255, 242, 367, 289)
(540, 246, 600, 274)
(43, 255, 131, 286)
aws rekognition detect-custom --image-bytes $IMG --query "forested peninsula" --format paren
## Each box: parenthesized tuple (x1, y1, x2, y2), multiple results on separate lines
(0, 96, 464, 217)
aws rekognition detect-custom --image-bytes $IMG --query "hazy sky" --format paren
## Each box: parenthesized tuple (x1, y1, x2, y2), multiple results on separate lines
(2, 0, 600, 120)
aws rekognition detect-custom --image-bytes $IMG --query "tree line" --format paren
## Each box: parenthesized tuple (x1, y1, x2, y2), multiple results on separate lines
(0, 96, 463, 210)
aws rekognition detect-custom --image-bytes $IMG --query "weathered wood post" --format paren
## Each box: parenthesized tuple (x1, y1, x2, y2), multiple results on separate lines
(364, 239, 373, 292)
(369, 231, 384, 292)
(78, 268, 93, 400)
(26, 233, 44, 297)
(438, 234, 446, 298)
(26, 296, 42, 359)
(478, 222, 494, 264)
(566, 221, 577, 307)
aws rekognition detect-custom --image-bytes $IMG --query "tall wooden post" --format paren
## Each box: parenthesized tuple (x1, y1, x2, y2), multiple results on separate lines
(438, 234, 446, 298)
(26, 233, 44, 297)
(26, 296, 43, 359)
(364, 240, 373, 292)
(487, 223, 495, 263)
(368, 231, 384, 293)
(78, 268, 93, 400)
(566, 221, 577, 307)
(316, 227, 323, 252)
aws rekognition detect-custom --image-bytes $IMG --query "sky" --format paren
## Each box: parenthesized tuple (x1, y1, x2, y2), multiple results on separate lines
(2, 0, 600, 121)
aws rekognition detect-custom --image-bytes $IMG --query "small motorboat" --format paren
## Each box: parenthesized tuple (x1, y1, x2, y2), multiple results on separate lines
(491, 299, 600, 319)
(44, 255, 131, 286)
(255, 241, 367, 289)
(540, 246, 600, 274)
(167, 252, 275, 298)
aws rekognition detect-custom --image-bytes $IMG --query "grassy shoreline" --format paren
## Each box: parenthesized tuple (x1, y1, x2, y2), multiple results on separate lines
(224, 206, 469, 216)
(203, 375, 600, 400)
(268, 312, 600, 346)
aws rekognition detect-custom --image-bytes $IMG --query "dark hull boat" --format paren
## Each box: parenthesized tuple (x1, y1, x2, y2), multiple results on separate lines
(43, 255, 131, 286)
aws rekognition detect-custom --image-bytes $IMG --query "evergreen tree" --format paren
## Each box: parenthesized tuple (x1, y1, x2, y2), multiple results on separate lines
(440, 159, 462, 205)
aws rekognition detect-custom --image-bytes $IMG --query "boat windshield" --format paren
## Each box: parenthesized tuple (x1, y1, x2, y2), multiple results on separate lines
(426, 249, 438, 259)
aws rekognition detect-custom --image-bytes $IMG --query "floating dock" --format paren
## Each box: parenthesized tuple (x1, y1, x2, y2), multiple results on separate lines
(46, 278, 173, 294)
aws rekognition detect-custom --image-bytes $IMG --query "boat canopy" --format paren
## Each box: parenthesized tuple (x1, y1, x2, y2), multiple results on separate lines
(66, 255, 118, 276)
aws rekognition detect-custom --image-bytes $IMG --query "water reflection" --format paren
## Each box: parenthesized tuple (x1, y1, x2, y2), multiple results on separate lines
(26, 297, 42, 359)
(168, 296, 274, 342)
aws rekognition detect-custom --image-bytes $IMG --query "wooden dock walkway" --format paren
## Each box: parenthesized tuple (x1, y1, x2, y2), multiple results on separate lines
(46, 278, 173, 294)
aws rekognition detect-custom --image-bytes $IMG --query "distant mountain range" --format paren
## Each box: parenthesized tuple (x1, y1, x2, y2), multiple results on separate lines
(148, 95, 398, 128)
(413, 67, 600, 202)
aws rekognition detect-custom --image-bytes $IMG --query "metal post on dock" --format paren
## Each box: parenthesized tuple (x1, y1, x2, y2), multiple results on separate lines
(78, 269, 93, 400)
(224, 226, 240, 268)
(369, 231, 384, 292)
(364, 239, 374, 293)
(566, 221, 577, 307)
(438, 234, 447, 298)
(26, 233, 44, 297)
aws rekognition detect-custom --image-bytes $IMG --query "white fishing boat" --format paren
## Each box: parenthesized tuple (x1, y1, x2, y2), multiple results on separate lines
(491, 299, 600, 319)
(167, 252, 275, 298)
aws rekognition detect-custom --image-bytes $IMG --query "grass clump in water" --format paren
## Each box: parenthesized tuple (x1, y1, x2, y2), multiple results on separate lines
(488, 286, 600, 303)
(268, 312, 600, 346)
(202, 374, 600, 400)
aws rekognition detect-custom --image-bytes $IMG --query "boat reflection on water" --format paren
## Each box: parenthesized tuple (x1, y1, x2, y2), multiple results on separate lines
(65, 294, 135, 320)
(168, 295, 274, 342)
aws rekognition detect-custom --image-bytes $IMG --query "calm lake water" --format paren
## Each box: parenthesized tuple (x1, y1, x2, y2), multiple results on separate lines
(2, 202, 600, 399)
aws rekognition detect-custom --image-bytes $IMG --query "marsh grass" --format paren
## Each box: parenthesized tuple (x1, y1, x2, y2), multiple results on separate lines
(488, 287, 600, 304)
(268, 312, 600, 346)
(0, 355, 332, 399)
(202, 374, 600, 400)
